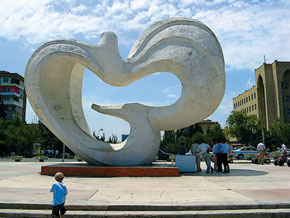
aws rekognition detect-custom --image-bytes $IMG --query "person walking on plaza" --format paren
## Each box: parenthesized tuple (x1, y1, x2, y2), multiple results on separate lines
(221, 141, 230, 173)
(191, 142, 201, 172)
(50, 172, 68, 218)
(197, 142, 212, 174)
(257, 142, 266, 165)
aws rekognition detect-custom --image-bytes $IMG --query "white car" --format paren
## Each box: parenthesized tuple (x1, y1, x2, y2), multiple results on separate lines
(231, 146, 258, 159)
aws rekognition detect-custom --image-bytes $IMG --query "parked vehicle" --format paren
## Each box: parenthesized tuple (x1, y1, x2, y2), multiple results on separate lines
(274, 153, 288, 166)
(251, 153, 270, 164)
(232, 146, 258, 159)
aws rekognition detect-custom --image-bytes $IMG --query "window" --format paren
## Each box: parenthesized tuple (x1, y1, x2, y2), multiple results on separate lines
(288, 109, 290, 116)
(3, 78, 9, 83)
(287, 96, 290, 102)
(19, 89, 24, 96)
(3, 88, 10, 93)
(255, 104, 257, 110)
(7, 106, 13, 111)
(249, 106, 251, 112)
(254, 93, 256, 99)
(13, 97, 19, 102)
(252, 105, 254, 111)
(251, 94, 253, 100)
(11, 78, 20, 85)
(19, 98, 23, 106)
(3, 97, 10, 101)
(285, 83, 289, 90)
(246, 107, 248, 113)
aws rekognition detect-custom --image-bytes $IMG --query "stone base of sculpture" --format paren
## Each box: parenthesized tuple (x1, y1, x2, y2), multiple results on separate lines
(41, 163, 179, 177)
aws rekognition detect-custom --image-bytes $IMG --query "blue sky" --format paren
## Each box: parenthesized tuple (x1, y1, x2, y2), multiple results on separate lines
(0, 0, 289, 140)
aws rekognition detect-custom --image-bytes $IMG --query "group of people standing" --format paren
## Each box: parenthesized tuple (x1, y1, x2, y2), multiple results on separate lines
(191, 141, 231, 174)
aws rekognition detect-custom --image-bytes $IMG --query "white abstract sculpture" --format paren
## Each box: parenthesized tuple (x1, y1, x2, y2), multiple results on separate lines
(25, 18, 225, 166)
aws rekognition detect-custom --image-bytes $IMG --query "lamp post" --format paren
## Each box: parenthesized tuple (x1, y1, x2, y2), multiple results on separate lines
(260, 98, 265, 145)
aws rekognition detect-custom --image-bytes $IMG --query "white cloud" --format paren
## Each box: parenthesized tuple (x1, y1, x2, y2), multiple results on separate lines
(167, 94, 178, 98)
(246, 77, 255, 89)
(71, 4, 87, 14)
(0, 0, 288, 71)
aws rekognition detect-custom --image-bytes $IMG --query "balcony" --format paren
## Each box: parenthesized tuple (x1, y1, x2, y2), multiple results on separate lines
(3, 100, 23, 107)
(0, 92, 21, 97)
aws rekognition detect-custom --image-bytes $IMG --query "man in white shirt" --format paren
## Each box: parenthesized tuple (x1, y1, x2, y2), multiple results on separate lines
(257, 142, 266, 165)
(191, 143, 201, 172)
(197, 142, 211, 173)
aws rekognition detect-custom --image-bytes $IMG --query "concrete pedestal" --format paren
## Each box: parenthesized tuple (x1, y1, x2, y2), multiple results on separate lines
(175, 155, 196, 172)
(41, 163, 179, 177)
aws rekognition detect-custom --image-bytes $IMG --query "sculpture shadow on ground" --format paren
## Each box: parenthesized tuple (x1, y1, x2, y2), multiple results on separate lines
(181, 169, 269, 177)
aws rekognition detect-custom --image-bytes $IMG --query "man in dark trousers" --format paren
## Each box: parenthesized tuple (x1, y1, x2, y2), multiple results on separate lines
(221, 140, 230, 173)
(215, 141, 223, 172)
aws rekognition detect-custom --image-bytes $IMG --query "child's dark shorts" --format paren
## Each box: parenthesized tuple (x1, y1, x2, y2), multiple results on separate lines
(52, 203, 66, 217)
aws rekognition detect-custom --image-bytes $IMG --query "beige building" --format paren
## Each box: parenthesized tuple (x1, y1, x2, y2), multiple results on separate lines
(233, 61, 290, 130)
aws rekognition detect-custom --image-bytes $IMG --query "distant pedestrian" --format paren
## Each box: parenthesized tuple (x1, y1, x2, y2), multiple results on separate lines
(50, 172, 68, 218)
(55, 150, 59, 158)
(257, 142, 266, 165)
(177, 142, 187, 155)
(191, 143, 201, 172)
(197, 142, 212, 174)
(281, 144, 287, 157)
(221, 141, 230, 173)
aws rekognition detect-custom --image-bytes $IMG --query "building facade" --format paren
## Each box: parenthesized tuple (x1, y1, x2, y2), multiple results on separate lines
(233, 61, 290, 130)
(0, 71, 26, 121)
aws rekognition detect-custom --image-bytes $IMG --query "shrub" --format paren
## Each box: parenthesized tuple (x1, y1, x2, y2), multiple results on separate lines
(244, 153, 256, 160)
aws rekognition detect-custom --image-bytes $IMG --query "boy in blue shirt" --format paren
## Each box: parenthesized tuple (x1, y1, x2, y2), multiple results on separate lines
(50, 172, 68, 218)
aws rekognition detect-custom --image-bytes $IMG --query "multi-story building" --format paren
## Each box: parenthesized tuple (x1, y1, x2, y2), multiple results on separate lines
(0, 71, 26, 121)
(233, 61, 290, 130)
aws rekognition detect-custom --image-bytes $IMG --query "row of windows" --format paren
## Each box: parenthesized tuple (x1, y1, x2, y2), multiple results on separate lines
(1, 88, 24, 96)
(0, 77, 24, 87)
(240, 104, 257, 114)
(234, 92, 256, 108)
(6, 113, 22, 121)
(4, 105, 22, 113)
(3, 97, 24, 106)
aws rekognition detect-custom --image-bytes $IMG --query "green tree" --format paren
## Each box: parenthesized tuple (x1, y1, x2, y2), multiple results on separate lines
(0, 118, 8, 156)
(226, 111, 261, 146)
(108, 134, 118, 143)
(269, 119, 290, 149)
(4, 118, 36, 156)
(36, 121, 63, 151)
(160, 130, 177, 153)
(206, 124, 226, 144)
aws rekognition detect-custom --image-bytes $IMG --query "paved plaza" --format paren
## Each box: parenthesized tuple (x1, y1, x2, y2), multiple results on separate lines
(0, 158, 289, 207)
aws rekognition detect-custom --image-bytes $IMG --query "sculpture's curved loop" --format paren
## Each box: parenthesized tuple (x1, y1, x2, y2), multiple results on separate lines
(25, 17, 225, 166)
